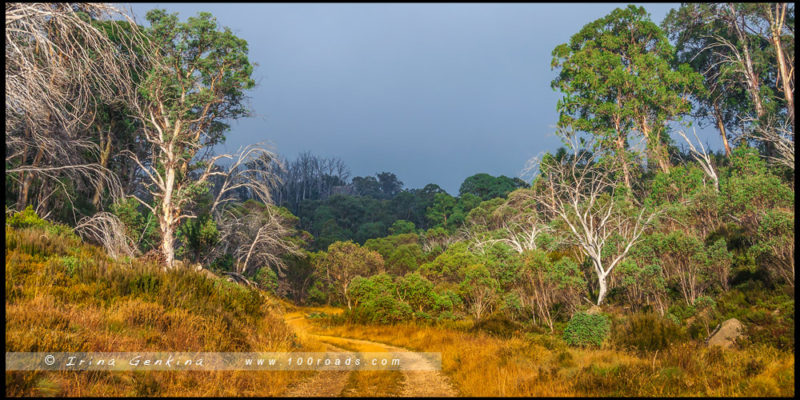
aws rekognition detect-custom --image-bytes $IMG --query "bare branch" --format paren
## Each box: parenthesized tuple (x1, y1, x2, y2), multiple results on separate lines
(527, 135, 660, 305)
(677, 127, 720, 192)
(75, 212, 139, 259)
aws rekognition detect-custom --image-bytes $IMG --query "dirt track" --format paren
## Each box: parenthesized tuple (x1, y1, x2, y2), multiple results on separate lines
(282, 310, 457, 397)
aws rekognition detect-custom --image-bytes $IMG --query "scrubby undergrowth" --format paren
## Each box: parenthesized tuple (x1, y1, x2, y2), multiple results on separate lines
(5, 220, 317, 396)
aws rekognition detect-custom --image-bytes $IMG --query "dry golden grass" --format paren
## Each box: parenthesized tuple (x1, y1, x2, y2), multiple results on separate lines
(4, 225, 322, 397)
(282, 304, 405, 397)
(321, 339, 405, 397)
(311, 320, 795, 397)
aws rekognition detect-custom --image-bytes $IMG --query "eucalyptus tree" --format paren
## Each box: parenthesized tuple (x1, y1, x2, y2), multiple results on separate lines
(531, 134, 660, 305)
(312, 241, 385, 310)
(551, 5, 702, 188)
(722, 3, 793, 126)
(126, 10, 258, 267)
(663, 4, 750, 157)
(664, 3, 795, 156)
(761, 3, 794, 129)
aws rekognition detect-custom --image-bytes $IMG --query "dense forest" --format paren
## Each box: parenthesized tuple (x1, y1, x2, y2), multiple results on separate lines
(5, 3, 795, 397)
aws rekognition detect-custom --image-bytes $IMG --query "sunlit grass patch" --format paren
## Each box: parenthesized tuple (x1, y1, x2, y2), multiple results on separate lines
(309, 315, 794, 397)
(4, 224, 314, 396)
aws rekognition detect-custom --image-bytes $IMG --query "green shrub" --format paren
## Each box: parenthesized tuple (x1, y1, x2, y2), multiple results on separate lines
(432, 289, 462, 314)
(7, 206, 77, 239)
(436, 310, 458, 322)
(350, 274, 396, 307)
(110, 198, 158, 253)
(562, 312, 610, 348)
(351, 295, 412, 324)
(59, 256, 81, 277)
(307, 312, 328, 319)
(7, 206, 48, 229)
(612, 312, 686, 353)
(307, 281, 331, 305)
(176, 216, 219, 262)
(253, 267, 279, 293)
(414, 311, 433, 322)
(388, 220, 416, 235)
(397, 272, 435, 312)
(500, 292, 524, 320)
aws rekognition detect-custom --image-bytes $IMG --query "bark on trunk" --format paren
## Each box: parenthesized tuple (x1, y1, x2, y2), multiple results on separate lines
(596, 275, 608, 306)
(160, 164, 177, 268)
(642, 117, 670, 174)
(17, 147, 44, 209)
(742, 42, 765, 119)
(714, 103, 733, 157)
(615, 135, 632, 191)
(161, 222, 175, 268)
(770, 4, 794, 129)
(729, 4, 766, 119)
(91, 127, 114, 209)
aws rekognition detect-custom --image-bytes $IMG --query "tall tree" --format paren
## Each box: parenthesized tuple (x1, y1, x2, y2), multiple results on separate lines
(313, 241, 384, 310)
(761, 3, 794, 130)
(376, 172, 403, 199)
(273, 152, 351, 212)
(127, 10, 256, 267)
(352, 175, 382, 198)
(664, 4, 751, 157)
(426, 192, 457, 228)
(551, 5, 702, 186)
(664, 3, 795, 156)
(459, 173, 527, 201)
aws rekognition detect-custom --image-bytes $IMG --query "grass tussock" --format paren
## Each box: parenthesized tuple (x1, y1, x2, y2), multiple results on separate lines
(312, 320, 794, 397)
(5, 225, 323, 396)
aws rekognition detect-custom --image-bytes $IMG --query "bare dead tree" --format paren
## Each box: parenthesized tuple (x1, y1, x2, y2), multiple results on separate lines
(123, 141, 287, 269)
(530, 135, 660, 305)
(273, 152, 351, 212)
(214, 203, 303, 277)
(469, 210, 553, 255)
(6, 3, 147, 214)
(498, 217, 552, 254)
(74, 211, 138, 260)
(739, 115, 795, 170)
(209, 144, 283, 215)
(677, 127, 720, 192)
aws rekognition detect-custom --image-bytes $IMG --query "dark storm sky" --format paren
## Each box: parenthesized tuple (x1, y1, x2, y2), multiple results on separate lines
(124, 3, 715, 195)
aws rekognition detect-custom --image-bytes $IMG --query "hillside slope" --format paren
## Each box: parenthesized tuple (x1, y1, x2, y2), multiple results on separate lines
(4, 216, 318, 396)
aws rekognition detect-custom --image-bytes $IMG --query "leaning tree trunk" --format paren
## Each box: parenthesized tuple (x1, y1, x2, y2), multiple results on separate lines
(714, 103, 733, 157)
(770, 13, 794, 130)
